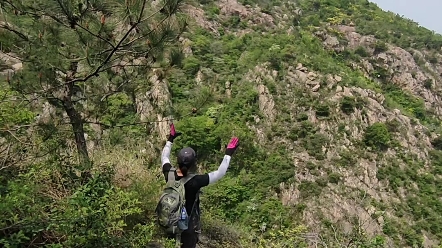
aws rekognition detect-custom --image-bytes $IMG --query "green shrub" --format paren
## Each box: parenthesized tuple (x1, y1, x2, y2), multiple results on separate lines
(58, 173, 145, 247)
(316, 177, 329, 187)
(431, 136, 442, 150)
(302, 133, 329, 160)
(291, 121, 316, 140)
(174, 116, 222, 161)
(328, 173, 341, 184)
(0, 165, 160, 248)
(333, 150, 357, 168)
(383, 84, 428, 121)
(428, 54, 438, 64)
(296, 113, 309, 122)
(385, 119, 401, 133)
(354, 46, 370, 57)
(315, 103, 330, 117)
(182, 56, 201, 75)
(363, 122, 392, 151)
(371, 64, 390, 80)
(298, 180, 323, 198)
(340, 96, 358, 114)
(423, 79, 433, 89)
(373, 41, 388, 54)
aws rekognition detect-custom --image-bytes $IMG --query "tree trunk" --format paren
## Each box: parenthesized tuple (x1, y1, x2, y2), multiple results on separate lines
(62, 81, 91, 171)
(62, 98, 90, 166)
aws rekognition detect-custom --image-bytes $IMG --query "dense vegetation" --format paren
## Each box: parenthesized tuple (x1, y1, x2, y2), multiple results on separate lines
(1, 0, 442, 247)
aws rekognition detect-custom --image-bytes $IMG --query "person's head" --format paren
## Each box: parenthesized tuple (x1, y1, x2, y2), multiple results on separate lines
(177, 147, 197, 176)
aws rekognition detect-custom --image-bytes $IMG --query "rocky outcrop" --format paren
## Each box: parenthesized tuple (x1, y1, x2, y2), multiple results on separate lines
(315, 30, 345, 52)
(136, 69, 172, 140)
(322, 25, 442, 118)
(183, 4, 222, 36)
(217, 0, 275, 28)
(245, 64, 277, 122)
(179, 37, 193, 57)
(266, 60, 436, 245)
(335, 25, 377, 50)
(184, 0, 276, 35)
(0, 52, 22, 76)
(257, 84, 276, 121)
(287, 63, 323, 92)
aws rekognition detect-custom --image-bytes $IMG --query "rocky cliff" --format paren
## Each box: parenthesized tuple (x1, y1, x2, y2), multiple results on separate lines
(1, 0, 442, 247)
(172, 0, 442, 247)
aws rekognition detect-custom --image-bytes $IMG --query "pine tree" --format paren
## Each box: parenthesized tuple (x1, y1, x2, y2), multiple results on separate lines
(0, 0, 187, 176)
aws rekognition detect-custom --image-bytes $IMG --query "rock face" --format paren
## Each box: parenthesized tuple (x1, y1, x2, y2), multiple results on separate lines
(0, 52, 22, 76)
(217, 0, 275, 28)
(245, 64, 277, 122)
(236, 52, 439, 244)
(183, 0, 278, 38)
(288, 63, 322, 91)
(331, 25, 442, 117)
(183, 4, 222, 36)
(136, 69, 172, 141)
(277, 67, 435, 245)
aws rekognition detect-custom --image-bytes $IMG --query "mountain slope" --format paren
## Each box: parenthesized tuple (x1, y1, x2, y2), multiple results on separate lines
(1, 0, 442, 247)
(174, 0, 442, 247)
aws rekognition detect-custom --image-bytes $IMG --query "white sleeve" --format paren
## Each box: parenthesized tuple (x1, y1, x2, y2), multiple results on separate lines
(208, 155, 231, 185)
(161, 141, 172, 167)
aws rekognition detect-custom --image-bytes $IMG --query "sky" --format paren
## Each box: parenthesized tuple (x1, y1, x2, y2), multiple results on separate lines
(369, 0, 442, 34)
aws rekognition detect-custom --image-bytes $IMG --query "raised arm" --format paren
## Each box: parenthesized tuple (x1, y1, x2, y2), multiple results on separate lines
(161, 141, 173, 167)
(208, 137, 239, 185)
(208, 155, 231, 184)
(161, 122, 182, 168)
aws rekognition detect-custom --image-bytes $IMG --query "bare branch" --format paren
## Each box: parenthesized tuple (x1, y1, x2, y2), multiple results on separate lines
(0, 124, 34, 132)
(119, 2, 172, 48)
(5, 129, 33, 145)
(0, 143, 12, 171)
(64, 0, 149, 85)
(75, 23, 115, 48)
(0, 23, 29, 41)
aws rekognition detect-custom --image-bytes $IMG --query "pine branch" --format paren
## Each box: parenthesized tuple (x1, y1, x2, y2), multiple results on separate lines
(4, 129, 33, 145)
(0, 23, 29, 41)
(119, 1, 173, 48)
(64, 0, 149, 85)
(99, 80, 131, 102)
(3, 0, 187, 120)
(40, 12, 69, 28)
(28, 8, 71, 28)
(75, 23, 115, 48)
(54, 0, 77, 28)
(4, 0, 75, 29)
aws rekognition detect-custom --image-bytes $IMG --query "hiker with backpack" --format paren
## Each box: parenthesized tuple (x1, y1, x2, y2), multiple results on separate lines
(155, 122, 240, 248)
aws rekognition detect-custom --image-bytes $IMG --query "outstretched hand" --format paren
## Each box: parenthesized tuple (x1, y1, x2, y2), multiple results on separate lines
(168, 122, 182, 142)
(225, 137, 239, 156)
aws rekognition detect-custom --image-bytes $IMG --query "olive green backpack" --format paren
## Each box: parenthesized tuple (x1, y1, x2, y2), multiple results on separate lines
(155, 169, 195, 235)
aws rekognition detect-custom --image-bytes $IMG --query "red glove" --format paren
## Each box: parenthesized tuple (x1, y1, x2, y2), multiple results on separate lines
(225, 137, 239, 156)
(167, 122, 182, 142)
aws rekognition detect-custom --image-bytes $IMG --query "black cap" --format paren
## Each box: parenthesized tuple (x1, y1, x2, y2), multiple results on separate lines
(177, 147, 196, 166)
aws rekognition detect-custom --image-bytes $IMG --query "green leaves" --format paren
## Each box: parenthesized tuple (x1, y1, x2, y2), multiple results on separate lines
(182, 56, 201, 75)
(363, 122, 392, 151)
(0, 89, 35, 129)
(173, 115, 221, 160)
(101, 92, 137, 126)
(340, 96, 365, 114)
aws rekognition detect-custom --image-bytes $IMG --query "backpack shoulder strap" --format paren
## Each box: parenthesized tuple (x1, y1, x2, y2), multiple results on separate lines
(167, 168, 176, 182)
(180, 173, 196, 185)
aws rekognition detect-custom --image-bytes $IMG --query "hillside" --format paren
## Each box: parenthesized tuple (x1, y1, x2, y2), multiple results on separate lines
(1, 0, 442, 247)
